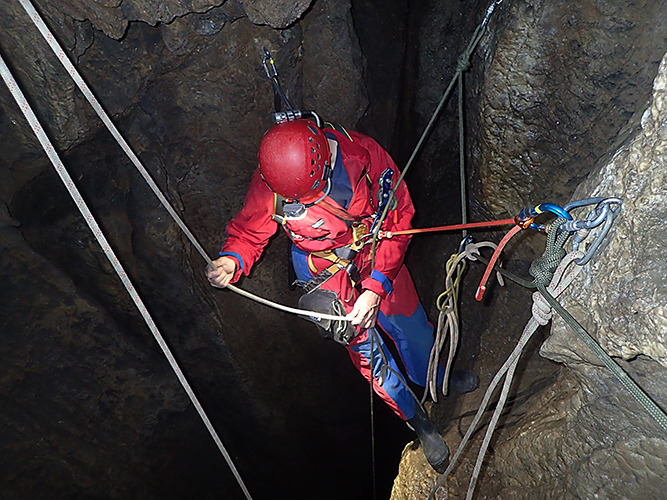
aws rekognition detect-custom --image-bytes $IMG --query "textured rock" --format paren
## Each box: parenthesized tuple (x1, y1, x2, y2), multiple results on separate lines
(392, 2, 666, 498)
(479, 51, 667, 499)
(541, 53, 667, 367)
(39, 0, 226, 40)
(473, 0, 665, 217)
(301, 0, 368, 126)
(392, 439, 447, 500)
(0, 0, 402, 498)
(240, 0, 313, 29)
(2, 0, 667, 498)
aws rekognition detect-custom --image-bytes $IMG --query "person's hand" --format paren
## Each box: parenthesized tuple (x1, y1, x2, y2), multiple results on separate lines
(347, 290, 381, 329)
(206, 256, 237, 288)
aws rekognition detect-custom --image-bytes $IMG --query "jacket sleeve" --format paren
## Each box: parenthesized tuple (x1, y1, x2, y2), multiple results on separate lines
(356, 135, 415, 299)
(219, 168, 279, 283)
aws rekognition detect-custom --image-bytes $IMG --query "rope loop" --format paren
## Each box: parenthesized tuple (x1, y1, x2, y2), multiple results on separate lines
(531, 291, 553, 325)
(529, 218, 568, 287)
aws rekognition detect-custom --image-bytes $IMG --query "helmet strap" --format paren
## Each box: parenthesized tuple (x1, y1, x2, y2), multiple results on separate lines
(304, 178, 332, 208)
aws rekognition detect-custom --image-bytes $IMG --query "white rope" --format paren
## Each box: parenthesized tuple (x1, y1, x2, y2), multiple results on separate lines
(0, 51, 253, 500)
(429, 250, 584, 500)
(423, 241, 504, 403)
(15, 0, 350, 324)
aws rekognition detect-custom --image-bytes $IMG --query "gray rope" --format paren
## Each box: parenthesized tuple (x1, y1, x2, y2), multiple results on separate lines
(429, 250, 585, 500)
(0, 50, 253, 500)
(16, 0, 350, 324)
(531, 220, 667, 432)
(370, 0, 504, 269)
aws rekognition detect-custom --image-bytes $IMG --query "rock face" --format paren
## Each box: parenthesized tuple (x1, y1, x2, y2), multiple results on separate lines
(0, 0, 396, 498)
(499, 52, 667, 500)
(390, 1, 666, 499)
(473, 0, 666, 218)
(1, 0, 665, 499)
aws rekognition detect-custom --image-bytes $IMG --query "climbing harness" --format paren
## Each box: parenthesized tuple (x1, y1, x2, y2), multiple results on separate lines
(300, 230, 366, 294)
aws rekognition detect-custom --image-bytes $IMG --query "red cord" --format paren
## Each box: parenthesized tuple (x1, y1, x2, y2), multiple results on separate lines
(385, 218, 516, 238)
(475, 224, 522, 301)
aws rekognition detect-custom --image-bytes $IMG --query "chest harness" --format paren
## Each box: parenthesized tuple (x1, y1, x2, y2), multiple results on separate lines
(272, 179, 397, 295)
(272, 194, 368, 294)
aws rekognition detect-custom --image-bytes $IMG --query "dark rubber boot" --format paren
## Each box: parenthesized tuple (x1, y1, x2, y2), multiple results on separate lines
(407, 405, 450, 472)
(449, 369, 480, 394)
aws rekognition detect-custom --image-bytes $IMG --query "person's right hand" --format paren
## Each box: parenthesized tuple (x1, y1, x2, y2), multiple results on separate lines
(206, 256, 237, 288)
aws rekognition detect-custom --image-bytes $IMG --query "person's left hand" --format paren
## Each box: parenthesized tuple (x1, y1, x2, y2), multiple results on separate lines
(347, 290, 381, 329)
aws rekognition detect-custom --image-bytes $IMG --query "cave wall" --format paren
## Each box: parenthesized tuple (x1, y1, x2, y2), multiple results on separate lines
(478, 50, 667, 500)
(1, 0, 666, 499)
(391, 1, 666, 498)
(0, 0, 408, 498)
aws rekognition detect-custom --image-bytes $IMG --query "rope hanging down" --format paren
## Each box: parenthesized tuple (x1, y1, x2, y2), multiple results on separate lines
(370, 0, 504, 269)
(422, 240, 505, 403)
(429, 248, 586, 500)
(430, 219, 667, 499)
(0, 52, 253, 500)
(14, 0, 348, 325)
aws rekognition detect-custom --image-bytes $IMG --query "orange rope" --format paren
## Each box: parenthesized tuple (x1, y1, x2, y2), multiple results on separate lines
(382, 218, 516, 238)
(475, 224, 522, 301)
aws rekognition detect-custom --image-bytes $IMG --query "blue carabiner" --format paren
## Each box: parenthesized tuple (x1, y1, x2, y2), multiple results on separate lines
(517, 202, 572, 232)
(533, 203, 572, 220)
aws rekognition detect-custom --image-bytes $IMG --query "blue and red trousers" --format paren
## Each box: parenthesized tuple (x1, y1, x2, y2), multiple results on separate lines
(292, 247, 439, 420)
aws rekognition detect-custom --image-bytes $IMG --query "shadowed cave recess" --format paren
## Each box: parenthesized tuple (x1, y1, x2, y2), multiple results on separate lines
(0, 0, 665, 499)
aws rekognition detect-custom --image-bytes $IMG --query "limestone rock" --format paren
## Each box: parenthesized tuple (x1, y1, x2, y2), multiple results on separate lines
(239, 0, 313, 29)
(482, 51, 667, 499)
(542, 50, 667, 367)
(301, 0, 368, 126)
(42, 0, 226, 39)
(474, 0, 665, 217)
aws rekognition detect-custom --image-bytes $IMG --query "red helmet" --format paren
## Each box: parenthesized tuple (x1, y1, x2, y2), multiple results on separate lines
(258, 119, 331, 201)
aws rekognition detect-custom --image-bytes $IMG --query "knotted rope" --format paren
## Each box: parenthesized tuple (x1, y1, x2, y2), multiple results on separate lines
(429, 248, 585, 500)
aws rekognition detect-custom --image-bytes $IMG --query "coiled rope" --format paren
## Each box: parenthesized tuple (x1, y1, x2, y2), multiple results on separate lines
(429, 248, 585, 500)
(423, 241, 505, 403)
(0, 52, 253, 499)
(430, 219, 667, 499)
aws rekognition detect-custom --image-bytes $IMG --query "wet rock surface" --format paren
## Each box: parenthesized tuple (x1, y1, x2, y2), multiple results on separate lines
(505, 52, 667, 500)
(0, 0, 665, 498)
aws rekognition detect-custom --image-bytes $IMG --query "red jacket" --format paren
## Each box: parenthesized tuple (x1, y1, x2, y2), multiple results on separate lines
(220, 128, 415, 300)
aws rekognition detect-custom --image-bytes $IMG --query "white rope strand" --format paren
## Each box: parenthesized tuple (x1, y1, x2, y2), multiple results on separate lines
(0, 51, 253, 500)
(16, 0, 350, 324)
(429, 251, 584, 500)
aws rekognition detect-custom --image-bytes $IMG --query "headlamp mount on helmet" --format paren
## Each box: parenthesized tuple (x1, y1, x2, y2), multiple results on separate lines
(258, 113, 333, 204)
(260, 49, 332, 204)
